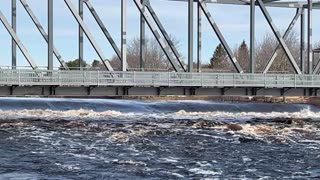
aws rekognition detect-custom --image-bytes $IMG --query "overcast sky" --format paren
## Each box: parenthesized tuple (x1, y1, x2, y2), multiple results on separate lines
(0, 0, 319, 68)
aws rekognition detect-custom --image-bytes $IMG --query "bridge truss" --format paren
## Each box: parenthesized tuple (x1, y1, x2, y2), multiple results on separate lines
(0, 0, 320, 96)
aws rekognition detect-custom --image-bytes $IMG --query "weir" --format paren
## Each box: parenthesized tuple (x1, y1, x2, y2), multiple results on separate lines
(0, 0, 320, 96)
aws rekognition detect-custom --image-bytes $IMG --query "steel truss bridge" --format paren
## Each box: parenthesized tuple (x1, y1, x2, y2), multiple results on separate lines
(0, 0, 320, 96)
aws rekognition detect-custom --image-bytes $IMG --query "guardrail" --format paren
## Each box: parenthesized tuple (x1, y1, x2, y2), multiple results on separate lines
(0, 69, 320, 88)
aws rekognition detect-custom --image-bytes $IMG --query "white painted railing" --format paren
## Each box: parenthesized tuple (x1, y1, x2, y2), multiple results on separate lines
(0, 69, 320, 88)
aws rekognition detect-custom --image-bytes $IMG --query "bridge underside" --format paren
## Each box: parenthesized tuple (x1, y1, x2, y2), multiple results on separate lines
(1, 86, 318, 97)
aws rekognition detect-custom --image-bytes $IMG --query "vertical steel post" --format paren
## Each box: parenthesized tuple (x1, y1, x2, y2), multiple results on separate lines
(121, 0, 127, 71)
(79, 0, 84, 70)
(250, 0, 255, 73)
(48, 0, 53, 70)
(301, 8, 305, 73)
(308, 0, 313, 74)
(12, 0, 17, 69)
(197, 1, 201, 72)
(140, 0, 145, 71)
(188, 0, 193, 72)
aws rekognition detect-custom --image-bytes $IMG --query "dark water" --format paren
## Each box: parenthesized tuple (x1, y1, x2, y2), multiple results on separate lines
(0, 98, 319, 179)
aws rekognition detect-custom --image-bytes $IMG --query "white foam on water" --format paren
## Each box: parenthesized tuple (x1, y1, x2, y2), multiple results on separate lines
(170, 172, 185, 178)
(189, 168, 222, 176)
(0, 173, 41, 180)
(174, 109, 320, 121)
(54, 163, 81, 171)
(0, 108, 319, 122)
(159, 157, 179, 163)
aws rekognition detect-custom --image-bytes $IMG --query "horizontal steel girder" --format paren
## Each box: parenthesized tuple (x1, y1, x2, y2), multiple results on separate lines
(167, 0, 320, 9)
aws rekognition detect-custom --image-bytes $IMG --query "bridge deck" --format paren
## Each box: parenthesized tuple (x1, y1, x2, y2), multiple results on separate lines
(0, 69, 320, 89)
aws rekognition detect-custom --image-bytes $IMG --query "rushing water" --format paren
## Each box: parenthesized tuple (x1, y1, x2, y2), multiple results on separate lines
(0, 98, 319, 179)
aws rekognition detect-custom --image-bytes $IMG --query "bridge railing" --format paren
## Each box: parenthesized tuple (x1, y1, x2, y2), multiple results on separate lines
(0, 69, 320, 88)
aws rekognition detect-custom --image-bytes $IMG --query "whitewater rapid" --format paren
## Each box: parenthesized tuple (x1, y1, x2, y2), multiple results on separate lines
(0, 98, 319, 179)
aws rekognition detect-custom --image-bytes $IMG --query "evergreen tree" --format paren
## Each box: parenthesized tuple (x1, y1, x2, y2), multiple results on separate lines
(237, 40, 249, 72)
(209, 44, 228, 69)
(61, 59, 88, 70)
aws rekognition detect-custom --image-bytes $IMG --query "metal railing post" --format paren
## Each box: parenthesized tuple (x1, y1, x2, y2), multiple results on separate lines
(58, 71, 61, 86)
(18, 69, 21, 86)
(294, 74, 297, 88)
(168, 72, 170, 87)
(97, 71, 100, 86)
(201, 72, 203, 87)
(133, 71, 136, 86)
(233, 73, 235, 87)
(83, 70, 85, 85)
(264, 73, 267, 88)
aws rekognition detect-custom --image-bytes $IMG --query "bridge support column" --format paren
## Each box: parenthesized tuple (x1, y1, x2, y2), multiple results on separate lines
(121, 0, 127, 71)
(250, 0, 255, 73)
(301, 9, 305, 73)
(197, 1, 201, 72)
(188, 0, 193, 72)
(307, 0, 313, 74)
(50, 86, 56, 96)
(140, 0, 145, 71)
(48, 0, 53, 71)
(12, 0, 17, 69)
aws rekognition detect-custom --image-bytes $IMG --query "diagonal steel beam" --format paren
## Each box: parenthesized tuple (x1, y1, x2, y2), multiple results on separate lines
(144, 0, 185, 71)
(83, 0, 121, 60)
(257, 0, 302, 74)
(198, 0, 243, 73)
(64, 0, 113, 71)
(263, 8, 302, 74)
(134, 0, 182, 72)
(313, 57, 320, 74)
(19, 0, 69, 69)
(0, 9, 38, 70)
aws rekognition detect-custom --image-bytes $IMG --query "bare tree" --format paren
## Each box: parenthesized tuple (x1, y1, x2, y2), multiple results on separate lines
(255, 31, 300, 73)
(108, 36, 182, 71)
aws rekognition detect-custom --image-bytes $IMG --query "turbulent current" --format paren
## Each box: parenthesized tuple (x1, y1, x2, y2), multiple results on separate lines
(0, 98, 319, 179)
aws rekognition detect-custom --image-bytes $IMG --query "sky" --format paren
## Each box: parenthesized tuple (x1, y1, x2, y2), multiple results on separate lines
(0, 0, 319, 69)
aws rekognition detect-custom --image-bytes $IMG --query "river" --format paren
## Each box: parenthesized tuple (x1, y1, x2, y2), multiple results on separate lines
(0, 98, 319, 179)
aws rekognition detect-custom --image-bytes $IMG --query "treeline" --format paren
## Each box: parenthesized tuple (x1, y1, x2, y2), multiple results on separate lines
(63, 31, 320, 73)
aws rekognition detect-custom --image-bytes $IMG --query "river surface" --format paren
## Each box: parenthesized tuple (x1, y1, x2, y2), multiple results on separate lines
(0, 98, 319, 179)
